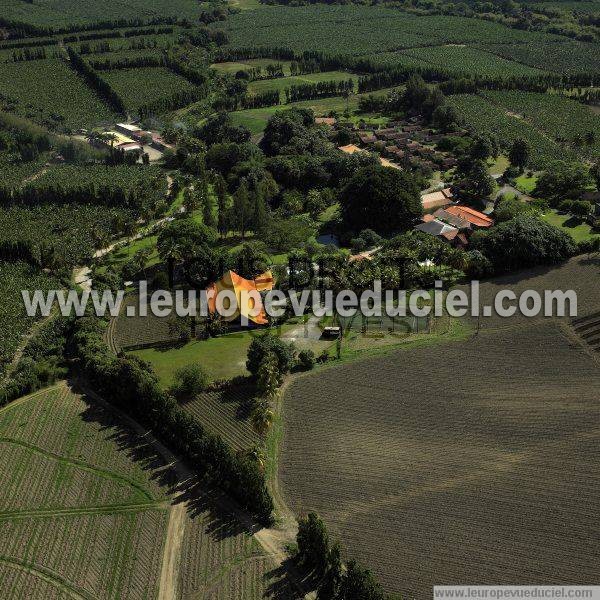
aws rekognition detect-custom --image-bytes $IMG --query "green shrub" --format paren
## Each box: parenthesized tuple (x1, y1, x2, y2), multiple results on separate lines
(297, 349, 316, 370)
(170, 363, 210, 399)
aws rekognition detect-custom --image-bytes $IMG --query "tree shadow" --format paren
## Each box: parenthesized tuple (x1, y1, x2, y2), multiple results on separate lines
(70, 378, 304, 597)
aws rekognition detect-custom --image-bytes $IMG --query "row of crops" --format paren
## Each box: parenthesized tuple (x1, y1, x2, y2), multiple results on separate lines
(448, 93, 578, 167)
(0, 387, 170, 599)
(100, 66, 200, 113)
(481, 90, 600, 158)
(0, 0, 202, 28)
(215, 5, 600, 75)
(0, 262, 60, 378)
(0, 58, 118, 129)
(0, 204, 139, 267)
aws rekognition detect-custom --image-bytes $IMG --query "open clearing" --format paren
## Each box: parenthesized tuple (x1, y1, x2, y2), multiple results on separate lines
(279, 256, 600, 597)
(0, 384, 294, 599)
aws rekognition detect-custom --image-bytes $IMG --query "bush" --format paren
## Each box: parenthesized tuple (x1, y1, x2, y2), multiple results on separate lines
(558, 199, 574, 213)
(297, 349, 315, 371)
(170, 363, 210, 399)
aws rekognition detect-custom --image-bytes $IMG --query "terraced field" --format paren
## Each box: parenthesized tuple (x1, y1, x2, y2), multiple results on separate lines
(0, 384, 290, 599)
(279, 256, 600, 597)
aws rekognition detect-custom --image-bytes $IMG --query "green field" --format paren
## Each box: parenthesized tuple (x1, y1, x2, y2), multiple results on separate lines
(0, 58, 117, 129)
(541, 209, 600, 243)
(248, 70, 359, 95)
(0, 263, 59, 378)
(101, 67, 198, 112)
(0, 0, 202, 28)
(230, 87, 393, 134)
(448, 93, 575, 167)
(482, 91, 600, 159)
(399, 45, 546, 77)
(211, 58, 293, 75)
(130, 331, 260, 385)
(214, 5, 600, 74)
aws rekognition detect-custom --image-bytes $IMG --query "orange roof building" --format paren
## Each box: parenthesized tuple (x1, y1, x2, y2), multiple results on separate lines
(444, 205, 494, 228)
(207, 270, 274, 325)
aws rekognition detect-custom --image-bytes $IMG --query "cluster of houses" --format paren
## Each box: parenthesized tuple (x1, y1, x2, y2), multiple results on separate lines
(415, 202, 494, 248)
(355, 121, 460, 172)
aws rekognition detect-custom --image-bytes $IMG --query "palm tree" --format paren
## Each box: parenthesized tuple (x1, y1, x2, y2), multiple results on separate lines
(251, 402, 274, 436)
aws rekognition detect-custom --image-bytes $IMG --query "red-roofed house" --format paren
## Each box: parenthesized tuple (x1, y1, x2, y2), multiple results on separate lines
(444, 205, 494, 228)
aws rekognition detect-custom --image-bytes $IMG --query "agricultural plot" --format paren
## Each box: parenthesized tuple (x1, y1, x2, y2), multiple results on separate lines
(0, 384, 290, 599)
(448, 93, 575, 167)
(399, 45, 546, 78)
(100, 67, 198, 112)
(0, 0, 202, 28)
(247, 71, 359, 96)
(0, 59, 117, 130)
(477, 38, 600, 75)
(0, 385, 169, 599)
(280, 257, 600, 597)
(0, 204, 138, 268)
(230, 86, 393, 134)
(129, 332, 257, 384)
(177, 488, 298, 599)
(0, 262, 59, 378)
(180, 386, 260, 451)
(216, 5, 592, 73)
(211, 59, 293, 75)
(482, 90, 600, 159)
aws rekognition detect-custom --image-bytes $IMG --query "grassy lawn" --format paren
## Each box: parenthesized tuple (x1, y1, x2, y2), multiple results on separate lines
(131, 332, 254, 385)
(229, 87, 395, 134)
(541, 209, 599, 243)
(130, 326, 295, 386)
(488, 154, 509, 176)
(318, 202, 340, 224)
(248, 71, 358, 95)
(97, 234, 159, 275)
(515, 173, 538, 194)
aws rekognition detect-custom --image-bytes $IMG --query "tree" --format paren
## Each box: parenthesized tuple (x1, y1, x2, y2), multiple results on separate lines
(157, 218, 217, 287)
(508, 138, 531, 173)
(250, 400, 274, 436)
(590, 160, 600, 191)
(251, 188, 270, 235)
(470, 136, 493, 161)
(256, 351, 283, 399)
(571, 200, 593, 219)
(230, 181, 252, 238)
(297, 513, 330, 574)
(340, 164, 422, 235)
(169, 364, 210, 399)
(336, 560, 385, 600)
(455, 159, 495, 205)
(214, 174, 229, 238)
(247, 334, 296, 377)
(534, 161, 589, 205)
(471, 214, 575, 273)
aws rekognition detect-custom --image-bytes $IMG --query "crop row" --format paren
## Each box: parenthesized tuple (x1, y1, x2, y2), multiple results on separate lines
(0, 58, 118, 130)
(0, 262, 59, 378)
(180, 387, 260, 452)
(448, 93, 575, 167)
(481, 90, 600, 158)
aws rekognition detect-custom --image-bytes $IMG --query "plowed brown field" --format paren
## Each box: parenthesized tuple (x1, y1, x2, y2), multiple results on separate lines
(279, 256, 600, 597)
